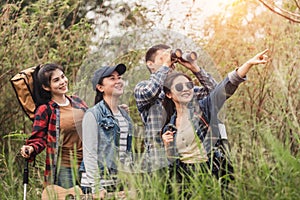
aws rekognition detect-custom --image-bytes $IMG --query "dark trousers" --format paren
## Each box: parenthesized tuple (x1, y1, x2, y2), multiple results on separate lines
(167, 161, 212, 199)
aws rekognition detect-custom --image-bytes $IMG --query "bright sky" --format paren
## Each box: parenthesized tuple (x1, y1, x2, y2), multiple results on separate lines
(138, 0, 237, 39)
(89, 0, 239, 50)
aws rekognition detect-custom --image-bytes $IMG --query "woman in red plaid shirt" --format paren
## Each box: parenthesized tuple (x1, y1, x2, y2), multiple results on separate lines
(20, 63, 88, 189)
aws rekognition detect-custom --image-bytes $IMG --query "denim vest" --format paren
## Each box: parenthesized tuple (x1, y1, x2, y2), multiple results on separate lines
(80, 100, 133, 176)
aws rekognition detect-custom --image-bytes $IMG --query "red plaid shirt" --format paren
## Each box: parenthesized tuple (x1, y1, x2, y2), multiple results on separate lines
(26, 95, 88, 186)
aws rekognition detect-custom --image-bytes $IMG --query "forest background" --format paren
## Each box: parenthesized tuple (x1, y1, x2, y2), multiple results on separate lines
(0, 0, 299, 199)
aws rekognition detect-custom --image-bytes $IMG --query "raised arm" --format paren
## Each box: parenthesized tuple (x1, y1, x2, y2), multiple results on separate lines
(200, 49, 270, 120)
(134, 66, 171, 112)
(134, 48, 174, 113)
(237, 49, 269, 78)
(178, 57, 217, 99)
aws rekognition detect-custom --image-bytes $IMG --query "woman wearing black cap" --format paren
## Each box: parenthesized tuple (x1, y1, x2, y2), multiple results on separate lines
(82, 64, 134, 199)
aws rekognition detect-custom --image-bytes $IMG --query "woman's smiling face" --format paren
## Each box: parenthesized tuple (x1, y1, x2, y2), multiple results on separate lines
(46, 68, 68, 96)
(98, 71, 124, 97)
(168, 75, 194, 104)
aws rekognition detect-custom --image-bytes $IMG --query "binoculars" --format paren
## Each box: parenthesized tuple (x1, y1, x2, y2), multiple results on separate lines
(171, 49, 197, 63)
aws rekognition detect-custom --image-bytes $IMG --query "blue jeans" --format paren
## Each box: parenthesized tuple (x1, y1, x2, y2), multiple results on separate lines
(57, 166, 79, 189)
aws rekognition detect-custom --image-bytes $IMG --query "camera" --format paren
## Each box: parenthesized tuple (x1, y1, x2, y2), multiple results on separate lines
(167, 123, 177, 133)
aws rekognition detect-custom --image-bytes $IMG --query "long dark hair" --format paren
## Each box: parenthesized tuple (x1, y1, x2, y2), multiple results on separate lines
(35, 63, 64, 106)
(162, 72, 193, 128)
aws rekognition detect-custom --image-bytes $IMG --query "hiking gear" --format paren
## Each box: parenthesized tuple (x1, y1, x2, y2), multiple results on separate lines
(23, 149, 29, 200)
(10, 65, 44, 121)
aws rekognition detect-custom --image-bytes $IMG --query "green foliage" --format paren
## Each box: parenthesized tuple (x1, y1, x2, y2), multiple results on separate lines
(0, 1, 91, 131)
(1, 0, 300, 199)
(0, 1, 91, 198)
(199, 1, 300, 199)
(2, 130, 300, 199)
(203, 0, 300, 156)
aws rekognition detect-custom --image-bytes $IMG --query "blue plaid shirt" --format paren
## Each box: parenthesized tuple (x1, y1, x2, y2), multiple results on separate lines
(134, 66, 217, 171)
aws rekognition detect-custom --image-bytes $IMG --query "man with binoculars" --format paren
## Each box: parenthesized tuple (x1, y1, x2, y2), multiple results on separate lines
(134, 44, 217, 172)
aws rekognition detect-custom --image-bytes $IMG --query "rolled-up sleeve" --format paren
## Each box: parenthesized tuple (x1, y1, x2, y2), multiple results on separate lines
(228, 69, 247, 86)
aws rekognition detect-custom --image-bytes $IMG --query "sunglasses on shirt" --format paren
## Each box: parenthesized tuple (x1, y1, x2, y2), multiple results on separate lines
(174, 81, 194, 92)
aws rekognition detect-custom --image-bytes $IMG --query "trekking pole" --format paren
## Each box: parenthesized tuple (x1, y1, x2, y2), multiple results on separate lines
(23, 149, 29, 200)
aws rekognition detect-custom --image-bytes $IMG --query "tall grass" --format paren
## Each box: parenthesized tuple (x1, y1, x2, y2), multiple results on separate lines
(0, 135, 44, 200)
(229, 128, 300, 200)
(2, 66, 300, 199)
(1, 127, 299, 200)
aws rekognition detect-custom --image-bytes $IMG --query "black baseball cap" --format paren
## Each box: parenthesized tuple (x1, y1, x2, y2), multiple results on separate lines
(92, 64, 126, 90)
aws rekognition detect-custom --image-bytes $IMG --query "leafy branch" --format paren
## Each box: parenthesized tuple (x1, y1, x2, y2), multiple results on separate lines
(258, 0, 300, 23)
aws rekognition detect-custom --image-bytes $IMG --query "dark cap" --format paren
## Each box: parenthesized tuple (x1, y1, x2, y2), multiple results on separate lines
(92, 64, 126, 90)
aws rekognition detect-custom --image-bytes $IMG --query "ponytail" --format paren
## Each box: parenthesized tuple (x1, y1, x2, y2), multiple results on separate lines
(94, 90, 103, 105)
